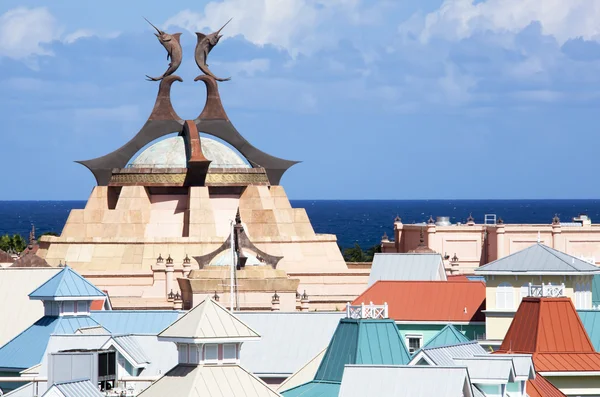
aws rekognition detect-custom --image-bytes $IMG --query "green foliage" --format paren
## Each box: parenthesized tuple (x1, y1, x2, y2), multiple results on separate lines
(342, 243, 381, 262)
(40, 232, 59, 237)
(0, 234, 27, 253)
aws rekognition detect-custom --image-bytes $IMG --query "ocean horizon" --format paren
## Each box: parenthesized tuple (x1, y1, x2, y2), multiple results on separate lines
(2, 199, 600, 249)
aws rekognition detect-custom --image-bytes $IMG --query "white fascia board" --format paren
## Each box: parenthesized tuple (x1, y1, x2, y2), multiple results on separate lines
(158, 336, 260, 344)
(394, 321, 485, 325)
(30, 296, 106, 301)
(540, 371, 600, 377)
(408, 351, 434, 366)
(475, 271, 598, 276)
(471, 379, 508, 385)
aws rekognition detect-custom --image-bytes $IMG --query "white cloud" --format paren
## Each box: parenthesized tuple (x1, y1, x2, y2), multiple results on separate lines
(165, 0, 370, 56)
(63, 29, 95, 44)
(416, 0, 600, 45)
(218, 58, 270, 77)
(0, 7, 62, 59)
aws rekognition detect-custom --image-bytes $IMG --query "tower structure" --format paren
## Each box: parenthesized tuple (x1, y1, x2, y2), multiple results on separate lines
(37, 20, 354, 310)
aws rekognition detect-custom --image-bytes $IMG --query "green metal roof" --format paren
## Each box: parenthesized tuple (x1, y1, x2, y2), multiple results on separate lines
(283, 381, 341, 397)
(314, 319, 411, 383)
(421, 324, 471, 350)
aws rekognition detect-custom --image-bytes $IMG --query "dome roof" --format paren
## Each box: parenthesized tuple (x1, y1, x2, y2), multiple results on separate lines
(130, 136, 250, 169)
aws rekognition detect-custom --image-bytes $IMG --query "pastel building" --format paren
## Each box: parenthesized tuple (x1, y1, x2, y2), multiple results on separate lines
(474, 243, 599, 344)
(497, 297, 600, 396)
(352, 280, 486, 352)
(381, 214, 600, 274)
(137, 297, 280, 397)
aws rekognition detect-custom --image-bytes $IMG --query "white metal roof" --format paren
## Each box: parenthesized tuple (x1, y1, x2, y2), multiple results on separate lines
(368, 253, 446, 286)
(0, 268, 61, 346)
(136, 364, 281, 397)
(409, 341, 487, 366)
(236, 311, 343, 376)
(454, 357, 515, 384)
(48, 379, 104, 397)
(158, 298, 260, 343)
(338, 365, 473, 397)
(473, 354, 534, 380)
(277, 348, 326, 393)
(476, 243, 600, 275)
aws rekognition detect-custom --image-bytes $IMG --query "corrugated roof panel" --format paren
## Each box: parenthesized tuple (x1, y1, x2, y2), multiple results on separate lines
(237, 312, 343, 376)
(534, 352, 600, 372)
(420, 341, 487, 366)
(338, 366, 472, 397)
(499, 298, 595, 354)
(281, 381, 340, 397)
(455, 357, 514, 382)
(527, 373, 566, 397)
(113, 335, 150, 364)
(90, 310, 182, 334)
(158, 298, 259, 341)
(136, 364, 280, 397)
(55, 379, 104, 397)
(421, 324, 471, 349)
(476, 244, 600, 274)
(29, 267, 105, 299)
(368, 253, 446, 286)
(314, 319, 410, 383)
(352, 281, 486, 322)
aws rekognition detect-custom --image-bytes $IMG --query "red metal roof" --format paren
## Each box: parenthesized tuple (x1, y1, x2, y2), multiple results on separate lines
(352, 281, 485, 322)
(499, 298, 595, 353)
(446, 275, 470, 282)
(497, 297, 600, 372)
(527, 373, 566, 397)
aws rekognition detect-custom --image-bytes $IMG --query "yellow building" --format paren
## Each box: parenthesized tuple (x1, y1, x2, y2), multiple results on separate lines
(475, 243, 599, 346)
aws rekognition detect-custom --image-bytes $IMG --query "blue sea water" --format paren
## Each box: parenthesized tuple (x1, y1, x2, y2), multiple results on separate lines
(1, 200, 600, 249)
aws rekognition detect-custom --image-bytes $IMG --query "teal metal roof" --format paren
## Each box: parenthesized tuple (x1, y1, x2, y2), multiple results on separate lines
(29, 266, 105, 300)
(90, 310, 182, 334)
(314, 319, 411, 383)
(579, 310, 600, 351)
(593, 275, 600, 307)
(421, 324, 471, 350)
(282, 381, 341, 397)
(0, 316, 100, 371)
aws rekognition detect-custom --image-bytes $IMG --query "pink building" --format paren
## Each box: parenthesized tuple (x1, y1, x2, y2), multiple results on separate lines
(381, 214, 600, 274)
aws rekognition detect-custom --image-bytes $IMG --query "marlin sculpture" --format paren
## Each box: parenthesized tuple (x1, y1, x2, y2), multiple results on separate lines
(144, 17, 182, 82)
(194, 19, 232, 82)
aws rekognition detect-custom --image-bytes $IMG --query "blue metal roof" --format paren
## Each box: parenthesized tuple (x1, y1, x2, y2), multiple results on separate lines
(314, 319, 411, 383)
(283, 381, 341, 397)
(29, 266, 105, 300)
(579, 310, 600, 352)
(90, 310, 182, 335)
(0, 316, 100, 371)
(421, 324, 471, 350)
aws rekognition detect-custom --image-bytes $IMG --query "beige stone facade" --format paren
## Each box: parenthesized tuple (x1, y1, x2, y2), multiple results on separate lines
(38, 185, 368, 310)
(382, 217, 600, 274)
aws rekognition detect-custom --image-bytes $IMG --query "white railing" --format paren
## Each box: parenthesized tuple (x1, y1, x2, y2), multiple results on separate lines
(346, 302, 388, 319)
(528, 282, 565, 298)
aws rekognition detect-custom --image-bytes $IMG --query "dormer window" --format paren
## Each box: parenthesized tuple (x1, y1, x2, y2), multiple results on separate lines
(44, 301, 91, 316)
(204, 344, 218, 363)
(223, 344, 237, 363)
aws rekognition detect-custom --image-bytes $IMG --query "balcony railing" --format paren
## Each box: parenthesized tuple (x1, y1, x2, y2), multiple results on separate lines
(346, 302, 388, 319)
(528, 282, 565, 298)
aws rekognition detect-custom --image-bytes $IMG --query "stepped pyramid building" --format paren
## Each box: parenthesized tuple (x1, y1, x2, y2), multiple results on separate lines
(37, 21, 364, 310)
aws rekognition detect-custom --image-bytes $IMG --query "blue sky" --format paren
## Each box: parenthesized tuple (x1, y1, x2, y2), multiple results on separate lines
(1, 0, 600, 200)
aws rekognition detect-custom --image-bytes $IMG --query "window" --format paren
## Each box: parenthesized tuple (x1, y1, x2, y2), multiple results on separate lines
(405, 335, 423, 354)
(77, 301, 88, 314)
(62, 301, 75, 314)
(178, 344, 189, 364)
(496, 283, 514, 310)
(189, 345, 199, 364)
(204, 344, 218, 363)
(520, 284, 529, 301)
(223, 344, 237, 363)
